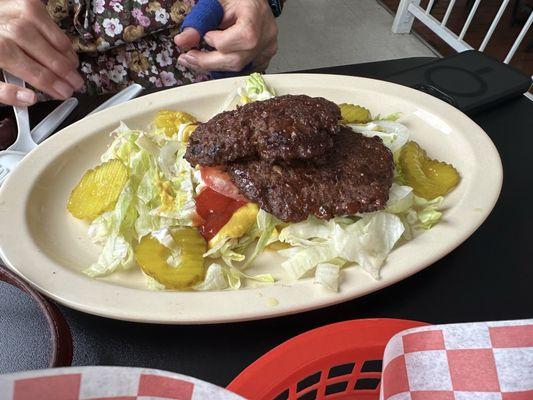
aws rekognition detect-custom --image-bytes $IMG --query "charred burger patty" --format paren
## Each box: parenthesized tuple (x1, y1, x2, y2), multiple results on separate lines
(185, 94, 394, 223)
(185, 94, 341, 165)
(226, 127, 394, 222)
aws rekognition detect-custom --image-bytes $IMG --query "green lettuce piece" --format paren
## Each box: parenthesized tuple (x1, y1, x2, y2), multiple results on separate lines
(278, 217, 332, 246)
(278, 212, 405, 280)
(281, 244, 338, 280)
(204, 238, 246, 267)
(242, 210, 279, 269)
(194, 264, 230, 291)
(84, 235, 135, 277)
(414, 196, 443, 229)
(332, 213, 404, 279)
(349, 120, 409, 153)
(101, 122, 141, 164)
(386, 183, 414, 214)
(373, 112, 403, 122)
(193, 263, 274, 291)
(238, 73, 276, 104)
(314, 263, 341, 291)
(84, 184, 137, 277)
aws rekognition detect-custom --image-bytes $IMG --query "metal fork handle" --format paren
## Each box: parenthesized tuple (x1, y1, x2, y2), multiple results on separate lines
(2, 71, 36, 153)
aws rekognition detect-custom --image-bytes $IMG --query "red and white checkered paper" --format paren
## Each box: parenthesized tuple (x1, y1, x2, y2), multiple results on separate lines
(0, 366, 244, 400)
(380, 319, 533, 400)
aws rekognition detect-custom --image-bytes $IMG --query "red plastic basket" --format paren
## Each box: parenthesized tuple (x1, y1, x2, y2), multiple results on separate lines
(227, 318, 428, 400)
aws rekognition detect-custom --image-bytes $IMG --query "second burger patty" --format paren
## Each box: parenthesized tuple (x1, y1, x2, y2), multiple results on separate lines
(226, 127, 394, 222)
(185, 94, 340, 165)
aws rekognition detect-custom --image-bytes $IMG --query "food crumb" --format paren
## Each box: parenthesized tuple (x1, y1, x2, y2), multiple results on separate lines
(266, 298, 279, 307)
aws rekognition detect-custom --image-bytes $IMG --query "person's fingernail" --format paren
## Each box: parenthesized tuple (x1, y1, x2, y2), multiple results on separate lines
(182, 54, 197, 64)
(16, 90, 36, 105)
(65, 71, 84, 90)
(52, 80, 73, 98)
(178, 55, 191, 68)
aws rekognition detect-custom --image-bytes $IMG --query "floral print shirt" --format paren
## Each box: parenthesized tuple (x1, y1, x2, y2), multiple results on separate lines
(44, 0, 211, 95)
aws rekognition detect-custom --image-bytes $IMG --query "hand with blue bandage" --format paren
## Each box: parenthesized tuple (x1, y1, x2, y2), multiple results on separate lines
(174, 0, 278, 77)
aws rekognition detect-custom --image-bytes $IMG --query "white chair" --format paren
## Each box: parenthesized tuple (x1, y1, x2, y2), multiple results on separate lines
(391, 0, 532, 99)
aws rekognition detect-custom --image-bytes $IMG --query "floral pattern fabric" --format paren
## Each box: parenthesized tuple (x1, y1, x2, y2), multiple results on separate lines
(43, 0, 211, 96)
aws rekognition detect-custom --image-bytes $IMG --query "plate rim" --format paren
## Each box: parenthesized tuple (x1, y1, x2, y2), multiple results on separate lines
(0, 74, 503, 324)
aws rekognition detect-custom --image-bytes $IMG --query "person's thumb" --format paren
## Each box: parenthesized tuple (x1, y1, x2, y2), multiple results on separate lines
(174, 27, 201, 52)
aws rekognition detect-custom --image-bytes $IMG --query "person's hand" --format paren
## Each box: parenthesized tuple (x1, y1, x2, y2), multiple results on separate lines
(0, 0, 83, 106)
(174, 0, 278, 73)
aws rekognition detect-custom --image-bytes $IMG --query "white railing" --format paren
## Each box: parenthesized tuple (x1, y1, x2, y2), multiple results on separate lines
(392, 0, 532, 99)
(392, 0, 532, 65)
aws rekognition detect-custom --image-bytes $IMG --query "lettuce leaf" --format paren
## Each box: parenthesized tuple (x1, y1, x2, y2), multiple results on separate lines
(238, 73, 276, 104)
(84, 184, 137, 277)
(314, 263, 341, 291)
(278, 212, 405, 284)
(332, 213, 404, 279)
(349, 120, 409, 153)
(242, 209, 279, 269)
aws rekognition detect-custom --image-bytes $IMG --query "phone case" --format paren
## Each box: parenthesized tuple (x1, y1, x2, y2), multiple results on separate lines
(386, 51, 532, 114)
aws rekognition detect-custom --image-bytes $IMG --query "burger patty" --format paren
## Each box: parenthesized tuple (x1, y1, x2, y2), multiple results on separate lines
(226, 127, 394, 222)
(185, 94, 341, 166)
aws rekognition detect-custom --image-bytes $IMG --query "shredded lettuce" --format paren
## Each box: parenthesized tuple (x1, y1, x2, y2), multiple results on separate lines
(349, 120, 409, 153)
(314, 263, 341, 292)
(193, 263, 275, 291)
(194, 264, 230, 291)
(277, 202, 438, 287)
(238, 73, 275, 104)
(281, 245, 338, 280)
(84, 123, 199, 278)
(242, 209, 279, 269)
(373, 112, 403, 122)
(332, 213, 405, 279)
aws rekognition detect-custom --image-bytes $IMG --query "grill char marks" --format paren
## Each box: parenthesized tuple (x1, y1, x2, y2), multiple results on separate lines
(226, 127, 394, 222)
(185, 94, 341, 166)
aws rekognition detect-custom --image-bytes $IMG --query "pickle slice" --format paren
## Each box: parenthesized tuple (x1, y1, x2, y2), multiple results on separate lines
(399, 141, 460, 199)
(67, 159, 128, 220)
(338, 103, 371, 124)
(135, 227, 207, 289)
(154, 110, 197, 137)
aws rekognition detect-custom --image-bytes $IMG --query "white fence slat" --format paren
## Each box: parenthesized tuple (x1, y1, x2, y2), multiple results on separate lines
(441, 0, 457, 26)
(479, 0, 511, 51)
(504, 11, 533, 64)
(459, 0, 482, 40)
(426, 0, 435, 14)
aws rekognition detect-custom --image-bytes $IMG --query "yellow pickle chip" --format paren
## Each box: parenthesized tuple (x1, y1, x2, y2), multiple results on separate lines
(399, 141, 460, 199)
(67, 159, 129, 221)
(135, 227, 207, 289)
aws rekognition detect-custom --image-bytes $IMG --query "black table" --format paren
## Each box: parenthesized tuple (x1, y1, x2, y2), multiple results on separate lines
(2, 57, 532, 387)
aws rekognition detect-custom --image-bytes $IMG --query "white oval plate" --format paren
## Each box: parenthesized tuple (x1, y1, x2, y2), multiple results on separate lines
(0, 75, 502, 324)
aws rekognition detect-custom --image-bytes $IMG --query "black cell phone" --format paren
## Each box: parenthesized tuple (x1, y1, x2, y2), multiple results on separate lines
(386, 50, 532, 114)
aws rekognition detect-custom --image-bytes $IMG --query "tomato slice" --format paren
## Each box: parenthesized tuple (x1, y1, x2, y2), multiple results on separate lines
(200, 166, 247, 202)
(195, 187, 246, 241)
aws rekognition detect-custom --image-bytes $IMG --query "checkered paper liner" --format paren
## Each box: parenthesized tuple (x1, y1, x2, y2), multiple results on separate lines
(0, 366, 244, 400)
(380, 319, 533, 400)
